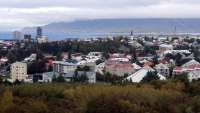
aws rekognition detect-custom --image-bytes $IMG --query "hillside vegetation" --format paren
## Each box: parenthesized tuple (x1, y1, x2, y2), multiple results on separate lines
(1, 80, 200, 113)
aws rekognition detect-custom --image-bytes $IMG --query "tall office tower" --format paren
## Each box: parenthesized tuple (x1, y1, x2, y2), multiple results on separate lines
(37, 27, 42, 37)
(13, 31, 21, 40)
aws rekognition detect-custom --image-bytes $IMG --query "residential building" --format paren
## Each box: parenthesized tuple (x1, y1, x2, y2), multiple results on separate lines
(11, 62, 27, 81)
(155, 63, 169, 76)
(42, 72, 60, 82)
(53, 61, 77, 74)
(159, 44, 173, 50)
(187, 70, 200, 82)
(128, 41, 142, 50)
(105, 60, 135, 76)
(125, 66, 166, 83)
(95, 62, 105, 74)
(13, 31, 21, 40)
(65, 71, 96, 83)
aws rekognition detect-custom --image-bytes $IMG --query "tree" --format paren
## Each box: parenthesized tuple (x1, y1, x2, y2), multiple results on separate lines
(174, 72, 189, 86)
(131, 47, 137, 63)
(57, 73, 66, 83)
(141, 71, 160, 83)
(96, 72, 104, 82)
(72, 69, 79, 83)
(14, 79, 21, 85)
(56, 52, 63, 61)
(1, 90, 14, 112)
(79, 71, 88, 83)
(194, 47, 199, 60)
(153, 54, 158, 65)
(175, 53, 182, 66)
(48, 64, 53, 72)
(6, 51, 17, 64)
(52, 72, 57, 82)
(0, 75, 3, 84)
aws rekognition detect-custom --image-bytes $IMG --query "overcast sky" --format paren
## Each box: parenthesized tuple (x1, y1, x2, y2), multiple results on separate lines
(1, 0, 200, 30)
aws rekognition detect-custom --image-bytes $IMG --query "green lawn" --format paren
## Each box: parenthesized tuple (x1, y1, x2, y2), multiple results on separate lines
(2, 76, 11, 80)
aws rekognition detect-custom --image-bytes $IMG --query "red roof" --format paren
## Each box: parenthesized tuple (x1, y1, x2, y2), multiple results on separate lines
(143, 62, 153, 67)
(187, 65, 196, 69)
(158, 58, 166, 64)
(158, 50, 166, 54)
(42, 54, 52, 56)
(106, 61, 133, 68)
(109, 55, 118, 58)
(196, 64, 200, 68)
(116, 63, 133, 68)
(174, 66, 183, 71)
(0, 60, 4, 63)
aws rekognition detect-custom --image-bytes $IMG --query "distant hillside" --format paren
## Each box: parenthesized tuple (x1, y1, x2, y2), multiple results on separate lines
(22, 18, 200, 33)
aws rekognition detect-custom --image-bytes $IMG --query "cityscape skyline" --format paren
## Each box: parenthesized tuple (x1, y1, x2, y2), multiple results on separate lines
(1, 0, 200, 30)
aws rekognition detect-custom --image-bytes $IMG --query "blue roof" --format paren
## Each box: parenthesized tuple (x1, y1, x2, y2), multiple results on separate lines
(65, 59, 78, 63)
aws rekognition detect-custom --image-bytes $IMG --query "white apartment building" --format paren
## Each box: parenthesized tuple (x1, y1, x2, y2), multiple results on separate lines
(155, 63, 169, 76)
(53, 61, 77, 74)
(11, 62, 27, 81)
(159, 44, 173, 50)
(13, 31, 21, 40)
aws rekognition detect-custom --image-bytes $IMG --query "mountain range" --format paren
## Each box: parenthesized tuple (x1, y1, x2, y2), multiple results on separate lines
(22, 18, 200, 33)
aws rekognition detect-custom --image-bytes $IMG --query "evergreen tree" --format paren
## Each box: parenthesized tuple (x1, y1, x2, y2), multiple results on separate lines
(194, 47, 199, 60)
(175, 53, 182, 66)
(153, 54, 158, 65)
(0, 75, 3, 84)
(52, 72, 57, 82)
(14, 79, 21, 85)
(79, 71, 88, 83)
(72, 69, 79, 83)
(142, 71, 159, 83)
(6, 51, 17, 64)
(57, 73, 66, 83)
(131, 47, 137, 63)
(56, 52, 63, 61)
(48, 64, 53, 72)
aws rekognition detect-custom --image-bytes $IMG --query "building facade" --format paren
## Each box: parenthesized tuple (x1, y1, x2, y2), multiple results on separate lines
(13, 31, 21, 40)
(105, 61, 135, 76)
(155, 63, 169, 76)
(24, 35, 31, 40)
(37, 27, 42, 37)
(11, 62, 27, 81)
(53, 61, 77, 74)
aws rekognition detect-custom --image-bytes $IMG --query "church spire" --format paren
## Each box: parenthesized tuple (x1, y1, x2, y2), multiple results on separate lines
(131, 30, 133, 35)
(174, 27, 177, 35)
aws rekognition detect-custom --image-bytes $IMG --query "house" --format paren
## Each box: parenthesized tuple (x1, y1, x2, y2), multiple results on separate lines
(172, 60, 200, 80)
(188, 70, 200, 82)
(24, 54, 36, 62)
(124, 66, 166, 83)
(105, 60, 135, 76)
(143, 62, 153, 67)
(42, 71, 60, 82)
(95, 63, 105, 74)
(11, 62, 27, 81)
(155, 63, 169, 76)
(53, 61, 77, 74)
(128, 41, 142, 50)
(132, 63, 142, 70)
(65, 71, 96, 83)
(159, 44, 173, 50)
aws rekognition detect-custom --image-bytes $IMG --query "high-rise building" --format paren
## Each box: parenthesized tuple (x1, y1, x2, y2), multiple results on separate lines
(11, 62, 27, 81)
(24, 35, 31, 40)
(13, 31, 21, 40)
(37, 27, 42, 37)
